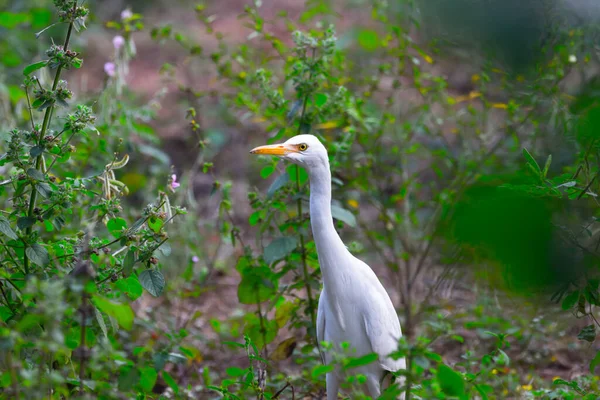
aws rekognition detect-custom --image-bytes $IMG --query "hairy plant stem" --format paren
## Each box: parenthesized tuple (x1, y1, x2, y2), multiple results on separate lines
(296, 96, 317, 337)
(296, 49, 317, 340)
(23, 8, 76, 275)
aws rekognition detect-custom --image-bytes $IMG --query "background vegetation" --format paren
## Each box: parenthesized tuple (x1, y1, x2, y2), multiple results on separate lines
(2, 0, 600, 398)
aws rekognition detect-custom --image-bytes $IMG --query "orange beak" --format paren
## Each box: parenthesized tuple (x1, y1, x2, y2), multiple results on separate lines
(249, 143, 297, 156)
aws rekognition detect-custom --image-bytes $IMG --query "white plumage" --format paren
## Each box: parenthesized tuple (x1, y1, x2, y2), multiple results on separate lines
(251, 134, 406, 399)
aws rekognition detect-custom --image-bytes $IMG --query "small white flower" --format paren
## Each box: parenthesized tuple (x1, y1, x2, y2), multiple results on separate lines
(113, 35, 125, 50)
(121, 9, 133, 20)
(104, 62, 116, 77)
(192, 256, 199, 263)
(569, 54, 577, 63)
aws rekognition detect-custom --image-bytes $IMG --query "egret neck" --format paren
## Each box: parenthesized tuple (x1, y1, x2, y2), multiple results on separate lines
(306, 163, 350, 291)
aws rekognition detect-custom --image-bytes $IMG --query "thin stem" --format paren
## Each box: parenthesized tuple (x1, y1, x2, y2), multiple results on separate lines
(0, 283, 15, 315)
(79, 297, 87, 395)
(296, 49, 317, 339)
(24, 3, 77, 275)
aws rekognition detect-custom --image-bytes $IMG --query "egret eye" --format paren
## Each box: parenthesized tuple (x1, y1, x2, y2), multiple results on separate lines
(298, 143, 308, 151)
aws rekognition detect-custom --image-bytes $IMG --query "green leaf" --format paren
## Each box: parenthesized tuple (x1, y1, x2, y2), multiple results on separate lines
(287, 164, 308, 184)
(267, 172, 289, 199)
(139, 367, 158, 393)
(139, 269, 166, 297)
(17, 217, 36, 230)
(225, 367, 246, 377)
(522, 148, 541, 177)
(343, 353, 378, 370)
(107, 217, 127, 238)
(158, 242, 171, 257)
(357, 29, 379, 51)
(115, 276, 144, 300)
(315, 93, 328, 107)
(263, 236, 297, 264)
(123, 249, 136, 276)
(543, 154, 552, 178)
(36, 183, 52, 198)
(162, 371, 179, 395)
(26, 243, 49, 266)
(578, 324, 596, 342)
(238, 267, 277, 304)
(94, 307, 108, 339)
(148, 216, 163, 233)
(27, 168, 45, 181)
(260, 165, 275, 179)
(0, 12, 30, 28)
(590, 350, 600, 374)
(311, 364, 334, 379)
(92, 295, 134, 330)
(0, 217, 18, 240)
(118, 366, 140, 391)
(561, 291, 579, 310)
(436, 364, 465, 398)
(331, 204, 357, 227)
(23, 60, 48, 76)
(30, 145, 44, 157)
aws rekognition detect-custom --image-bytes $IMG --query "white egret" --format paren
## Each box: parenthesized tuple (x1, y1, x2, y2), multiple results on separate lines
(251, 134, 406, 399)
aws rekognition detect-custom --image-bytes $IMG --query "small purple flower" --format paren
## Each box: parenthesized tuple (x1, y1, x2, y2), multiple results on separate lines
(113, 35, 125, 50)
(104, 62, 116, 77)
(169, 174, 180, 191)
(121, 9, 133, 20)
(192, 255, 200, 263)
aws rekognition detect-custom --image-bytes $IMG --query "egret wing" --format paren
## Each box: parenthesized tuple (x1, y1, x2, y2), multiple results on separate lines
(358, 265, 405, 372)
(316, 289, 327, 364)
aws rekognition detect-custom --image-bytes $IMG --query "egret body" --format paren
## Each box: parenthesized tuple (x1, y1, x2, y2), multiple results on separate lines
(251, 134, 406, 399)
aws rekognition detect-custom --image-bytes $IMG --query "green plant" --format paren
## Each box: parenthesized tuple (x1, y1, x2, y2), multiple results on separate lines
(0, 1, 184, 398)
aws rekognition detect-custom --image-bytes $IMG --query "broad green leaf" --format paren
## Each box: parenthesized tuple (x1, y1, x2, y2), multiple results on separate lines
(26, 243, 49, 266)
(92, 295, 134, 330)
(578, 325, 596, 342)
(94, 307, 108, 339)
(225, 367, 246, 377)
(23, 60, 48, 76)
(107, 217, 127, 238)
(238, 267, 277, 304)
(267, 172, 289, 199)
(118, 366, 140, 391)
(162, 371, 179, 395)
(148, 216, 163, 233)
(287, 164, 308, 184)
(590, 350, 600, 374)
(343, 353, 378, 370)
(436, 364, 465, 398)
(331, 204, 357, 227)
(561, 291, 579, 310)
(263, 236, 297, 264)
(243, 314, 278, 349)
(0, 12, 30, 28)
(30, 145, 44, 157)
(115, 276, 143, 300)
(123, 249, 136, 276)
(357, 29, 379, 51)
(522, 148, 541, 177)
(139, 269, 166, 297)
(0, 217, 17, 240)
(36, 183, 52, 198)
(260, 165, 275, 179)
(27, 168, 45, 181)
(139, 367, 158, 393)
(311, 364, 334, 379)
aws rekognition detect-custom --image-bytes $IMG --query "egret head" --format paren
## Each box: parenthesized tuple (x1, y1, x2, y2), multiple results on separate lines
(250, 134, 329, 170)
